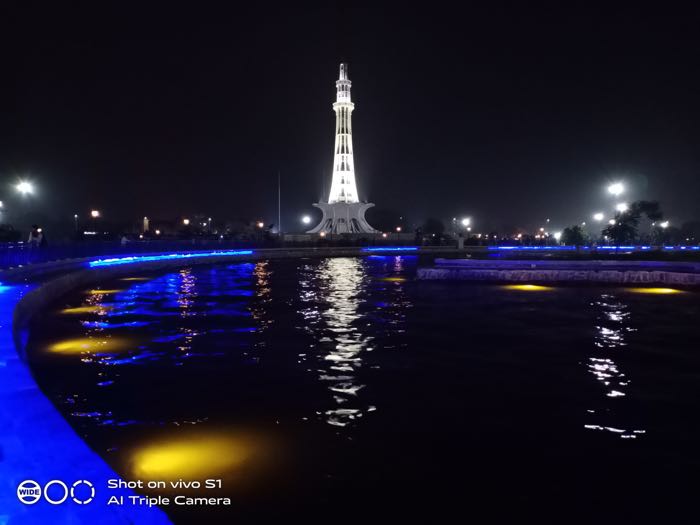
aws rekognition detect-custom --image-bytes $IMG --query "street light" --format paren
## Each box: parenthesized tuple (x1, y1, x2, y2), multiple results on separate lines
(461, 217, 471, 227)
(90, 209, 100, 218)
(608, 182, 624, 197)
(183, 218, 190, 225)
(16, 181, 34, 195)
(395, 226, 402, 233)
(593, 212, 605, 222)
(615, 202, 628, 213)
(301, 215, 311, 225)
(608, 219, 616, 225)
(660, 221, 669, 229)
(256, 221, 264, 229)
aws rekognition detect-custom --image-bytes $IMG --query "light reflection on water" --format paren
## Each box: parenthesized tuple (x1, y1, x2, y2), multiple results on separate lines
(299, 258, 371, 427)
(298, 256, 411, 427)
(586, 294, 645, 439)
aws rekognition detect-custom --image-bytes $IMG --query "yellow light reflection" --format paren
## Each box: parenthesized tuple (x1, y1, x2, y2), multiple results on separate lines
(60, 305, 113, 315)
(130, 432, 258, 481)
(121, 277, 151, 281)
(381, 277, 406, 282)
(48, 336, 132, 354)
(627, 287, 684, 295)
(503, 284, 554, 291)
(86, 289, 124, 295)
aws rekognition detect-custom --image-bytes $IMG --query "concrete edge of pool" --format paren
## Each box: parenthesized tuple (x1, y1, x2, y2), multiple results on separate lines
(0, 246, 697, 523)
(417, 258, 700, 285)
(0, 246, 441, 524)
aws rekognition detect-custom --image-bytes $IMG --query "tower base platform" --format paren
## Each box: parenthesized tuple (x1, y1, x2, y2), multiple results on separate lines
(307, 202, 378, 234)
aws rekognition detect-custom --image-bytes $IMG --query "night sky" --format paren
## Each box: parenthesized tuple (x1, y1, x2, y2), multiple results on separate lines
(2, 4, 699, 233)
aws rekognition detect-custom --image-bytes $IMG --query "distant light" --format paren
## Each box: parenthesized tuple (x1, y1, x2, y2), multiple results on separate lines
(16, 181, 34, 195)
(608, 219, 616, 225)
(593, 212, 605, 221)
(608, 182, 624, 196)
(382, 233, 387, 238)
(155, 229, 161, 235)
(660, 221, 669, 229)
(554, 231, 562, 241)
(461, 217, 471, 227)
(91, 209, 100, 218)
(183, 218, 190, 226)
(395, 226, 402, 232)
(73, 213, 78, 219)
(539, 227, 544, 232)
(615, 202, 628, 213)
(0, 201, 3, 208)
(256, 221, 264, 229)
(139, 234, 144, 239)
(302, 215, 311, 225)
(320, 231, 326, 237)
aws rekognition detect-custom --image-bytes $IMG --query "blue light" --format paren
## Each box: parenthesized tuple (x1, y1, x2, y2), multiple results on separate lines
(489, 246, 577, 251)
(89, 250, 254, 268)
(362, 246, 419, 252)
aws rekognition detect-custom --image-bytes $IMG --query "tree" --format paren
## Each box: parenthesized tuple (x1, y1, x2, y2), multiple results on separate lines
(601, 200, 664, 244)
(561, 225, 587, 246)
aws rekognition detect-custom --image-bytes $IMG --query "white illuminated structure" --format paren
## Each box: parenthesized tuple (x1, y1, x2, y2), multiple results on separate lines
(308, 63, 378, 234)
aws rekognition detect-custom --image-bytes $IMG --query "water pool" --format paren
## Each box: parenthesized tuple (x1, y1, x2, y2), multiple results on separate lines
(27, 256, 700, 522)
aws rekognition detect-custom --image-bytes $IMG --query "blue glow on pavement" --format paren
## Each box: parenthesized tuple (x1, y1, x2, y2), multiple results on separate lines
(89, 250, 254, 268)
(361, 247, 418, 252)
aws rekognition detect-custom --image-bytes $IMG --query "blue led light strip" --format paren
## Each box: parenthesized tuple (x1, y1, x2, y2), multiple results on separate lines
(489, 245, 700, 251)
(89, 250, 254, 268)
(361, 246, 419, 252)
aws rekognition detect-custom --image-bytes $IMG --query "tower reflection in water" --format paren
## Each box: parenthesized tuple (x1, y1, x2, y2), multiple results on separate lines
(586, 293, 645, 439)
(298, 256, 411, 428)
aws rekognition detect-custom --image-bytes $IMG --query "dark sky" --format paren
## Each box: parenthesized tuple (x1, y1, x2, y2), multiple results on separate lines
(2, 4, 699, 232)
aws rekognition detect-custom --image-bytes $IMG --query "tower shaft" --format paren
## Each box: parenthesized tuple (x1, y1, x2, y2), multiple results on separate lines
(328, 63, 359, 204)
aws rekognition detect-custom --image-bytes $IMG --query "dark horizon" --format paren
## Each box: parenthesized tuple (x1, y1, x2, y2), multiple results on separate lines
(2, 4, 700, 234)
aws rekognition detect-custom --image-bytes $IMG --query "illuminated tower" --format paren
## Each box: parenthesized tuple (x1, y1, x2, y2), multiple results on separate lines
(308, 63, 378, 234)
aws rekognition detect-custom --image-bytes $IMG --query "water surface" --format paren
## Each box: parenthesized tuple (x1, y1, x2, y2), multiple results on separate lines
(28, 256, 700, 522)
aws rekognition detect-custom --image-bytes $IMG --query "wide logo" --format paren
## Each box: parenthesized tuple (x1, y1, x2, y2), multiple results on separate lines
(17, 479, 95, 505)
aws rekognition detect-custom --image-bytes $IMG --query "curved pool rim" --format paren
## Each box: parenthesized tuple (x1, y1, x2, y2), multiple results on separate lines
(0, 246, 436, 524)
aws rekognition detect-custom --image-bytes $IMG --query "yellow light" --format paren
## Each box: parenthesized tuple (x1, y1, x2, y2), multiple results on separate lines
(627, 287, 684, 295)
(85, 289, 123, 295)
(120, 277, 151, 281)
(503, 284, 554, 291)
(381, 277, 406, 282)
(130, 431, 259, 482)
(48, 336, 131, 354)
(60, 305, 113, 315)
